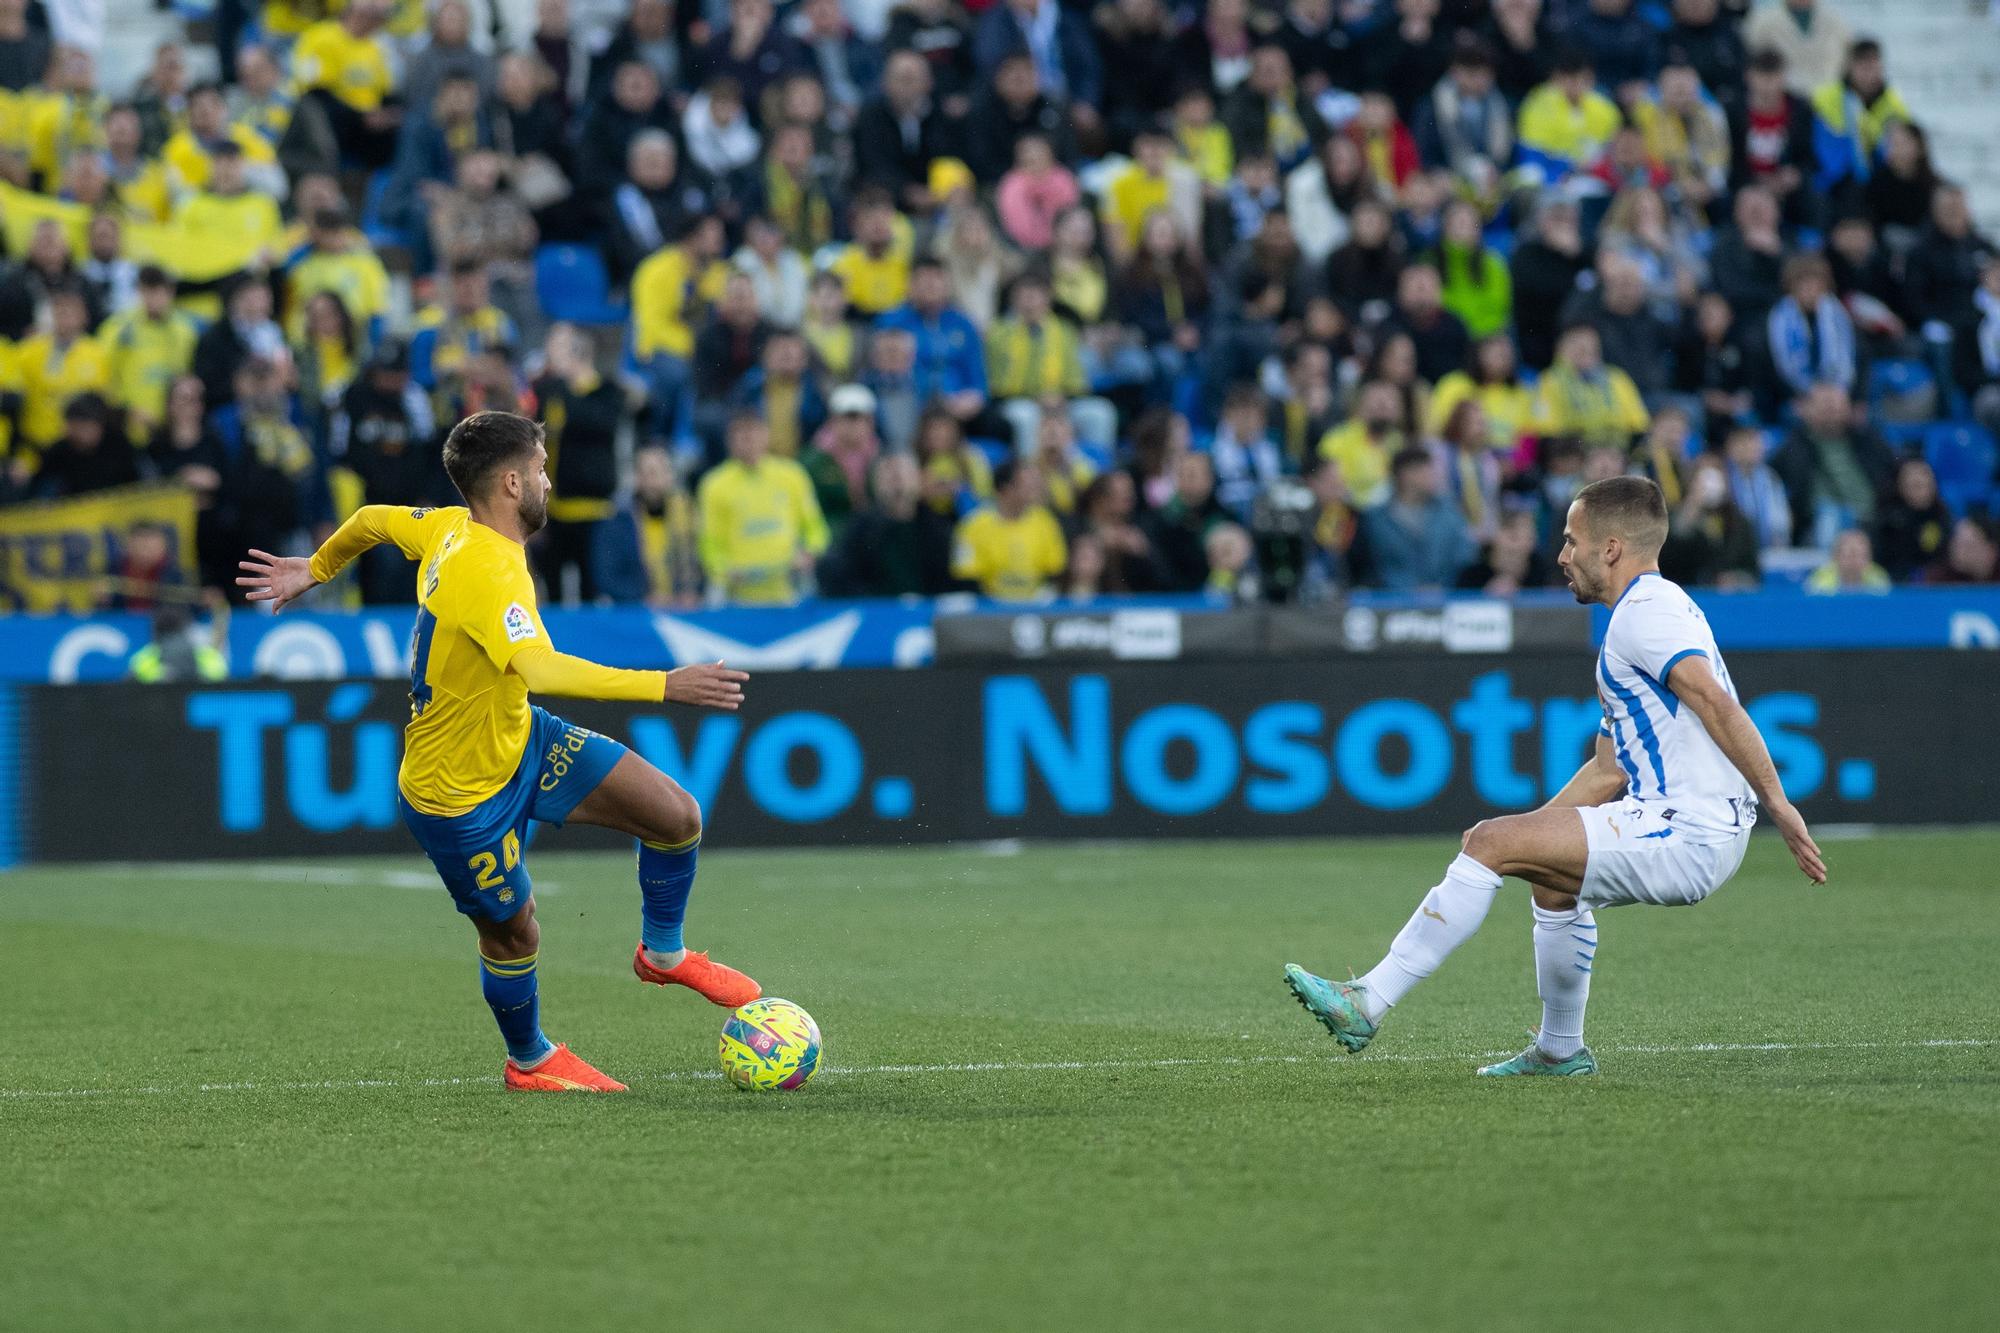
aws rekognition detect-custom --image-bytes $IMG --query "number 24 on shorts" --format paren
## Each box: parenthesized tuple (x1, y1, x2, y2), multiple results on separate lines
(468, 830, 522, 889)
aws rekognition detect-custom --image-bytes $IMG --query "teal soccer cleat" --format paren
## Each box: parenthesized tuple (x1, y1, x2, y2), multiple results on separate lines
(1476, 1037, 1599, 1078)
(1282, 964, 1379, 1052)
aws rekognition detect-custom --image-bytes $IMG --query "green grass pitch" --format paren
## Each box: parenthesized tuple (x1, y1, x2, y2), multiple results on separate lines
(4, 829, 1997, 1331)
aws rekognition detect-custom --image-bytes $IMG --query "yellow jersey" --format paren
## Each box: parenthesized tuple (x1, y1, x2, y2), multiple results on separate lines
(1517, 84, 1623, 170)
(1317, 421, 1403, 509)
(951, 504, 1067, 601)
(173, 191, 286, 281)
(825, 239, 912, 316)
(26, 91, 107, 184)
(292, 20, 394, 112)
(1101, 164, 1171, 252)
(162, 126, 277, 194)
(1427, 373, 1537, 452)
(1531, 366, 1650, 448)
(696, 456, 830, 605)
(287, 246, 392, 341)
(16, 333, 111, 448)
(101, 308, 201, 428)
(307, 505, 667, 816)
(631, 246, 731, 361)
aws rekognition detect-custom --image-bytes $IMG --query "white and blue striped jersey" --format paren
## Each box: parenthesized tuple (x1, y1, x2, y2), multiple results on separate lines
(1596, 572, 1756, 839)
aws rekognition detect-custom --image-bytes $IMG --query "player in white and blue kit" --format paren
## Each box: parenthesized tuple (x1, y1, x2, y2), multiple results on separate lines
(1284, 477, 1828, 1075)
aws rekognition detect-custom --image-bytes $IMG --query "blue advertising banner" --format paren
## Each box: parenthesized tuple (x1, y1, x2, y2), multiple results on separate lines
(13, 651, 1994, 865)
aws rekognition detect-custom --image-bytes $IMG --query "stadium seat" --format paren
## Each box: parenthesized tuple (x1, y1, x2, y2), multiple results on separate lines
(1868, 358, 1938, 424)
(359, 169, 414, 255)
(535, 244, 628, 326)
(1924, 422, 1999, 516)
(1878, 420, 1928, 453)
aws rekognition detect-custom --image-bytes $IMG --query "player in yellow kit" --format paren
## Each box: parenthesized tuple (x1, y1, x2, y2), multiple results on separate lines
(237, 411, 758, 1092)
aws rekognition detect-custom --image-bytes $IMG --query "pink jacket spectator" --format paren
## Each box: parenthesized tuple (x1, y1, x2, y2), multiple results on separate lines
(996, 165, 1082, 252)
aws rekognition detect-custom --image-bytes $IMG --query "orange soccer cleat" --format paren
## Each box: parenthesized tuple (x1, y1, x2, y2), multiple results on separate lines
(503, 1043, 629, 1093)
(632, 944, 763, 1007)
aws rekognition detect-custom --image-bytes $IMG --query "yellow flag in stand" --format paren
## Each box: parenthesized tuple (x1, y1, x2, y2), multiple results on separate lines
(0, 180, 88, 258)
(0, 181, 275, 284)
(0, 483, 197, 612)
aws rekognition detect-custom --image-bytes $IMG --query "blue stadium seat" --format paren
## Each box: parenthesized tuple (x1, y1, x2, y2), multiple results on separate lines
(1924, 422, 1999, 516)
(970, 436, 1013, 472)
(1878, 420, 1928, 452)
(359, 169, 413, 254)
(535, 244, 628, 326)
(1868, 358, 1935, 415)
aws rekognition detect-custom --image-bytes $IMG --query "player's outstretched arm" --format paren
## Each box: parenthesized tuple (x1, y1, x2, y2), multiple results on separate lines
(510, 643, 747, 710)
(1669, 654, 1827, 884)
(239, 506, 448, 611)
(1541, 734, 1629, 810)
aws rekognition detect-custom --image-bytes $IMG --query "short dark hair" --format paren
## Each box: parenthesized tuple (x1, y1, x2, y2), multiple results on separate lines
(1550, 46, 1594, 77)
(443, 411, 543, 501)
(993, 458, 1023, 493)
(1390, 445, 1432, 478)
(1574, 476, 1669, 552)
(1223, 383, 1266, 414)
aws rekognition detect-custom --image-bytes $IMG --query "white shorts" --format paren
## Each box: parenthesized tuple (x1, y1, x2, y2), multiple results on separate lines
(1577, 798, 1750, 908)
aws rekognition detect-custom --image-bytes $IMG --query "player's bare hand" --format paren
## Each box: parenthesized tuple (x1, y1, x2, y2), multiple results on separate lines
(665, 660, 749, 711)
(1768, 800, 1826, 884)
(235, 550, 319, 612)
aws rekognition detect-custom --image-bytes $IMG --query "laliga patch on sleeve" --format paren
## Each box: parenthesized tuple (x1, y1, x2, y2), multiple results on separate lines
(504, 603, 538, 643)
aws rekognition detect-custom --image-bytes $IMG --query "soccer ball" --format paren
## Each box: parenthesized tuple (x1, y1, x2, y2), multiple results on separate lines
(719, 998, 822, 1091)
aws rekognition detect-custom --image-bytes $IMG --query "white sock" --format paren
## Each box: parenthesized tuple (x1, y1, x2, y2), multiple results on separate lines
(1534, 904, 1597, 1060)
(1356, 854, 1503, 1022)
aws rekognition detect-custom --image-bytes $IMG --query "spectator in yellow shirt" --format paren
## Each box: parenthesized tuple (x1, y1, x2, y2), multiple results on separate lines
(824, 189, 913, 317)
(1100, 127, 1184, 263)
(1531, 324, 1651, 449)
(951, 458, 1068, 602)
(1516, 51, 1622, 184)
(287, 207, 392, 344)
(25, 45, 106, 188)
(631, 214, 730, 444)
(291, 1, 401, 170)
(1173, 86, 1233, 190)
(163, 83, 282, 198)
(101, 104, 172, 224)
(697, 412, 831, 605)
(15, 284, 111, 452)
(174, 143, 286, 285)
(985, 269, 1119, 455)
(1318, 380, 1409, 509)
(102, 266, 199, 433)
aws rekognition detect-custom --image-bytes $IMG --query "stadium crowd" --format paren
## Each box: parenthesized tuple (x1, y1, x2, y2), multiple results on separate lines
(2, 0, 2000, 611)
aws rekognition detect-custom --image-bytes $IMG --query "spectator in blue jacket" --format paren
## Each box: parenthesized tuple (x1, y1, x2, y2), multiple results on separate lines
(1561, 0, 1661, 97)
(973, 0, 1104, 140)
(874, 257, 1001, 438)
(1362, 445, 1477, 591)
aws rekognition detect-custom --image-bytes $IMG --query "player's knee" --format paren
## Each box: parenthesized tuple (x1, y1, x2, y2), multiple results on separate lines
(653, 783, 702, 846)
(1461, 820, 1504, 867)
(479, 899, 539, 957)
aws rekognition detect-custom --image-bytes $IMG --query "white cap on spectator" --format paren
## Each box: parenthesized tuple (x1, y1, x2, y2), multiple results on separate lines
(830, 384, 877, 416)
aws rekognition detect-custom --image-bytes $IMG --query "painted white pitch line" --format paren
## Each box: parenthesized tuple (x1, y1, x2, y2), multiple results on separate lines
(81, 862, 563, 893)
(0, 1038, 1989, 1102)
